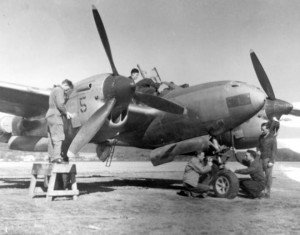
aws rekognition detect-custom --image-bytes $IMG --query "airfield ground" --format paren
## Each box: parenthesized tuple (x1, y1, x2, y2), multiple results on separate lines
(0, 161, 299, 235)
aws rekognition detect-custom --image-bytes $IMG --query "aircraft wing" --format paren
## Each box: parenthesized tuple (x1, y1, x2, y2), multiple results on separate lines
(0, 81, 50, 118)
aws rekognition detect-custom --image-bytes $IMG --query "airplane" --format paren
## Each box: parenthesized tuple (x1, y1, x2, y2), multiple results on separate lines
(0, 6, 299, 198)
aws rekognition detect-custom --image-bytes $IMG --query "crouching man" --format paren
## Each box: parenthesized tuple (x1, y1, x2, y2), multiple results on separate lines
(179, 151, 213, 198)
(234, 149, 265, 199)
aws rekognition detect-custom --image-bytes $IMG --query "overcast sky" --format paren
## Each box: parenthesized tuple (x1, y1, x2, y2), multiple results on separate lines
(0, 0, 300, 139)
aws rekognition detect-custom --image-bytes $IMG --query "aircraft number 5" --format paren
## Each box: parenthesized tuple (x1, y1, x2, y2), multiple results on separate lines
(79, 96, 87, 113)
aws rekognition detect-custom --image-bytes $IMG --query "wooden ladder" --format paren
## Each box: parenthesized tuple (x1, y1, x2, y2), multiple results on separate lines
(29, 163, 79, 201)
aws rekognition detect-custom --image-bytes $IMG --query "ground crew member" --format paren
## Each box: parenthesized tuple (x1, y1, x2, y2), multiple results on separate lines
(257, 120, 278, 198)
(128, 68, 139, 104)
(46, 79, 74, 164)
(270, 117, 280, 136)
(179, 151, 213, 197)
(234, 149, 265, 199)
(129, 68, 139, 81)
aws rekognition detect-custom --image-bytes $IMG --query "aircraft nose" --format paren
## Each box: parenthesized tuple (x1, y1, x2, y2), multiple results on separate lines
(249, 87, 266, 114)
(226, 83, 266, 128)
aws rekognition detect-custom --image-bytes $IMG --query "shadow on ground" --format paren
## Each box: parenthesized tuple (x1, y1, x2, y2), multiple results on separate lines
(0, 177, 182, 195)
(0, 177, 262, 201)
(0, 178, 30, 189)
(78, 178, 182, 194)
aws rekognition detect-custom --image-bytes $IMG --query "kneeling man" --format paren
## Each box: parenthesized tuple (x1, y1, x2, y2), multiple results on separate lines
(180, 151, 213, 197)
(234, 149, 265, 199)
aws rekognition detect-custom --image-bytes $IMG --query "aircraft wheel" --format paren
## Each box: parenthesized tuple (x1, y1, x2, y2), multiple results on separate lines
(212, 169, 239, 199)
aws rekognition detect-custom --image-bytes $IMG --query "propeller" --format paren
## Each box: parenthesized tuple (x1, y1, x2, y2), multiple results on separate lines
(92, 5, 118, 76)
(280, 103, 300, 127)
(67, 6, 186, 157)
(290, 103, 300, 116)
(250, 50, 298, 119)
(68, 98, 116, 157)
(134, 92, 185, 115)
(290, 109, 300, 116)
(92, 4, 185, 115)
(250, 50, 275, 100)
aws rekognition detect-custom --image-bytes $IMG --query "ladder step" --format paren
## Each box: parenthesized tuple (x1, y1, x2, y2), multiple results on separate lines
(47, 190, 79, 196)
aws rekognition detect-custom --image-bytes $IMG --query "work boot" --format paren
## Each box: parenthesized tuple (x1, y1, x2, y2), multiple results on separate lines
(62, 156, 69, 164)
(193, 192, 208, 198)
(190, 192, 207, 198)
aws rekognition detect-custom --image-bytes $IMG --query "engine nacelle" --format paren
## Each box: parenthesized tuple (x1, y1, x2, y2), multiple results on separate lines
(8, 136, 48, 152)
(0, 115, 14, 133)
(108, 109, 128, 128)
(218, 109, 267, 149)
(150, 136, 210, 166)
(0, 115, 47, 137)
(0, 115, 14, 143)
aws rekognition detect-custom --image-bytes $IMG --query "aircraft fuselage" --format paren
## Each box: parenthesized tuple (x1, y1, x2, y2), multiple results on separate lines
(63, 75, 266, 149)
(0, 75, 267, 152)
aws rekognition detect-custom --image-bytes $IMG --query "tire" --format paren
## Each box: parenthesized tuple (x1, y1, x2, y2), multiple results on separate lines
(212, 169, 239, 199)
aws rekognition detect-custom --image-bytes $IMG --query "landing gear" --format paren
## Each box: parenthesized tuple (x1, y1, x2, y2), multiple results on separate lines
(199, 148, 239, 199)
(212, 169, 239, 199)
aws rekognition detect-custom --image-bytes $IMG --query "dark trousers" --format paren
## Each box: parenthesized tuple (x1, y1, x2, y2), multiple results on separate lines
(239, 178, 265, 198)
(47, 115, 64, 161)
(183, 182, 211, 193)
(262, 158, 273, 196)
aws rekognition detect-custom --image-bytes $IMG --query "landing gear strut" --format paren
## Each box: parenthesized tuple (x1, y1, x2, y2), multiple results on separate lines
(199, 148, 239, 199)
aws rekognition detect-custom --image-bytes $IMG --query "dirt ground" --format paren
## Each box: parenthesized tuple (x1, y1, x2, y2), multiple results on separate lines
(0, 161, 300, 235)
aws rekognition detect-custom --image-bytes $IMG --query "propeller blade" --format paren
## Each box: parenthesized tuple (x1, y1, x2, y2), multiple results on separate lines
(92, 5, 118, 75)
(290, 109, 300, 117)
(67, 98, 116, 157)
(134, 92, 185, 115)
(250, 50, 276, 100)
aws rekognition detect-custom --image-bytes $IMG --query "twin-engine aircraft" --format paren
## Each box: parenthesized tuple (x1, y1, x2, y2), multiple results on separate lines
(0, 6, 299, 168)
